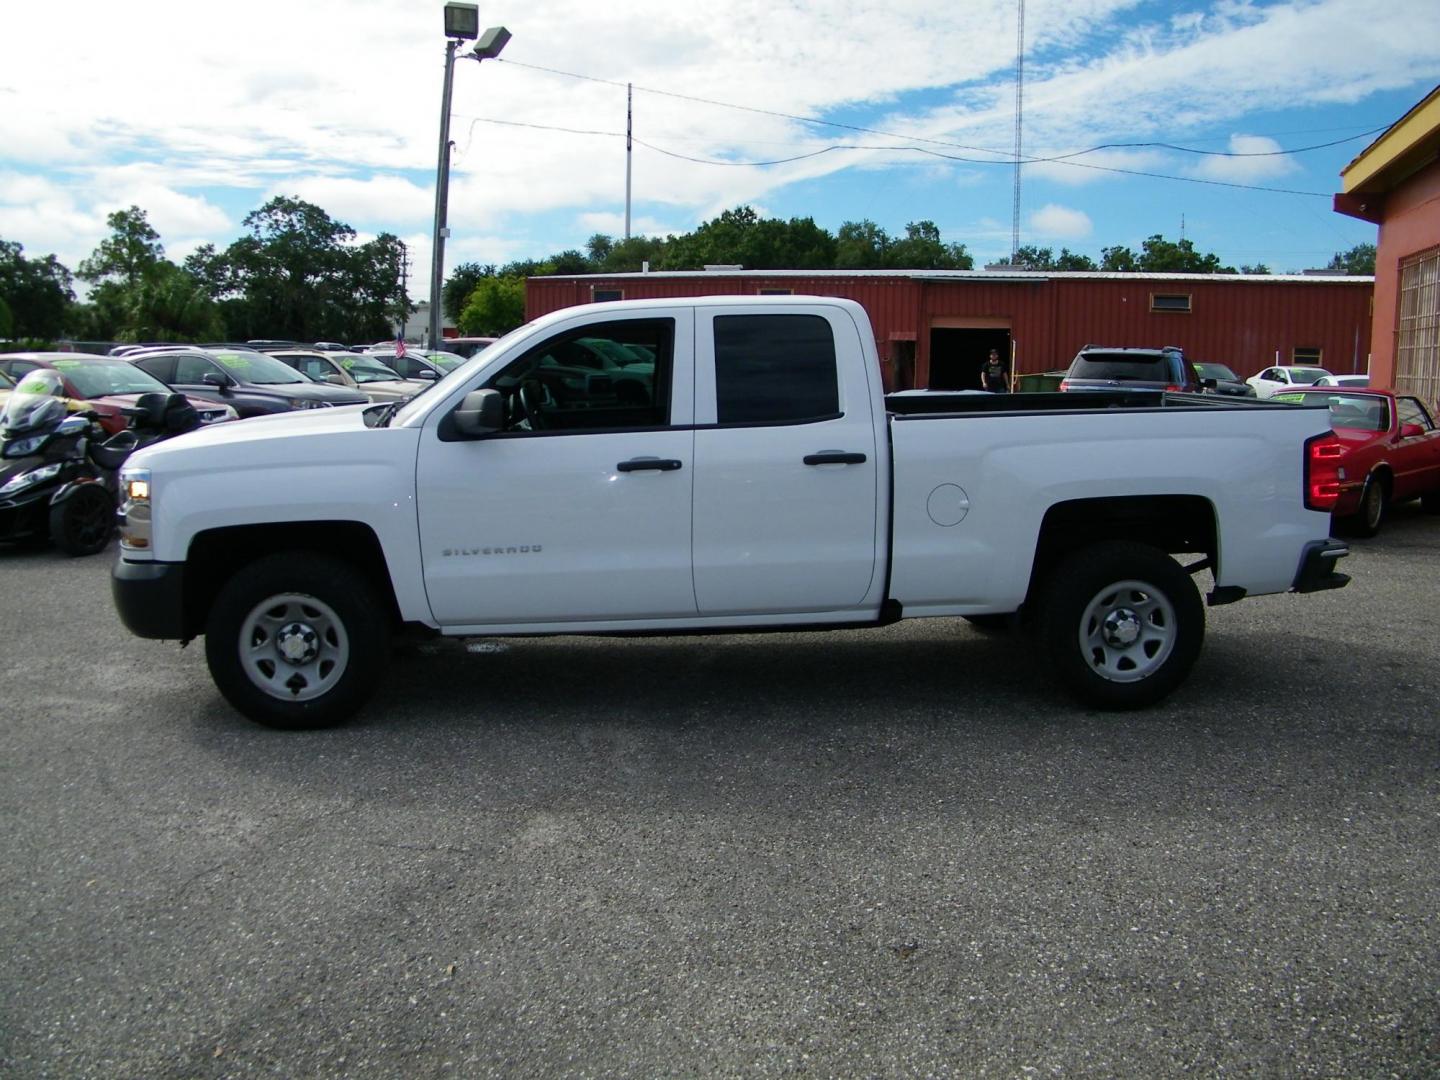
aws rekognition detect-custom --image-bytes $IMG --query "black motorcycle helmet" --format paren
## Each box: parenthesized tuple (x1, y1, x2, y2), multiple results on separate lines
(1, 370, 68, 436)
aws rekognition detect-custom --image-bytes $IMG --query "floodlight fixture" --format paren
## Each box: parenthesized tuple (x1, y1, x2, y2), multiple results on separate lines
(443, 3, 479, 40)
(472, 25, 511, 60)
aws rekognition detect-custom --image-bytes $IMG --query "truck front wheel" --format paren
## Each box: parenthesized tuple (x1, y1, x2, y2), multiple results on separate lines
(205, 553, 391, 729)
(1038, 542, 1203, 710)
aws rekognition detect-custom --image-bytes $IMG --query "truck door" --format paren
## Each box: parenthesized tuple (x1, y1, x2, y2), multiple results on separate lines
(415, 311, 697, 625)
(691, 306, 880, 615)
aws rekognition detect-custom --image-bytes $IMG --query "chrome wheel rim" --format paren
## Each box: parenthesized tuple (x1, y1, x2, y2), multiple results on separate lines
(1078, 579, 1176, 683)
(238, 592, 349, 702)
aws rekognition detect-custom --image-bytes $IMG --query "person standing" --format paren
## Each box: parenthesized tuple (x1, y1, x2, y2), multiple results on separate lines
(982, 347, 1010, 393)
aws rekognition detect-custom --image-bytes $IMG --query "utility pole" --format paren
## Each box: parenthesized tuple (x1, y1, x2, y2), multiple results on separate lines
(428, 37, 460, 351)
(1011, 0, 1025, 260)
(397, 239, 410, 340)
(625, 83, 633, 241)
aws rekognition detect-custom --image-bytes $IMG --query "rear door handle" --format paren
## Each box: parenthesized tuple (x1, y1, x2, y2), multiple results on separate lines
(617, 457, 683, 472)
(803, 452, 867, 466)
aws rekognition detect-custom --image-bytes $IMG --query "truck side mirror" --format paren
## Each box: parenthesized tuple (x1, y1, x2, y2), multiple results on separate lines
(452, 389, 503, 437)
(202, 371, 232, 389)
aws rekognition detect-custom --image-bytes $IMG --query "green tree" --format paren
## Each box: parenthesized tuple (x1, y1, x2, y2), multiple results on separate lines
(0, 239, 74, 340)
(595, 235, 668, 273)
(884, 220, 971, 269)
(1100, 245, 1137, 272)
(443, 262, 496, 320)
(78, 206, 164, 289)
(1054, 249, 1097, 271)
(1012, 245, 1055, 270)
(191, 196, 406, 341)
(1239, 263, 1271, 275)
(119, 262, 224, 342)
(1327, 243, 1376, 275)
(548, 249, 592, 275)
(835, 220, 890, 269)
(457, 275, 525, 336)
(1137, 234, 1234, 273)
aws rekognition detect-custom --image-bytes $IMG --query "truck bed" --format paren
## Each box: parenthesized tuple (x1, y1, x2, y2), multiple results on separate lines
(885, 390, 1304, 417)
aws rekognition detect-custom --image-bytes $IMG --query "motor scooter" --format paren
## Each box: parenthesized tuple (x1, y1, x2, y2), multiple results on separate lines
(0, 370, 199, 556)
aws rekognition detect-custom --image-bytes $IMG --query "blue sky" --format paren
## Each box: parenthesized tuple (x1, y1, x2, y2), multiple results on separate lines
(3, 0, 1438, 301)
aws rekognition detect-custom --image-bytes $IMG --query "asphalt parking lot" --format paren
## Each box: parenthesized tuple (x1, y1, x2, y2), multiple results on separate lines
(2, 510, 1438, 1078)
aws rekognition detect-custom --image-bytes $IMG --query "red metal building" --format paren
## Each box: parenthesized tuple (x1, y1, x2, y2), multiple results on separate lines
(526, 270, 1373, 391)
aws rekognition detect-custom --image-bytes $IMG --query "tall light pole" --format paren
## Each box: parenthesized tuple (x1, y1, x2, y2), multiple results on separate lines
(429, 5, 510, 349)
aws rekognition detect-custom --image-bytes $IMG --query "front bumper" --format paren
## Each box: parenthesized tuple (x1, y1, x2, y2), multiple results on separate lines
(1292, 538, 1351, 593)
(113, 558, 188, 639)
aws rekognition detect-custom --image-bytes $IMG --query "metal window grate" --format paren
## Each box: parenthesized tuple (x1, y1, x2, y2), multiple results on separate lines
(1397, 247, 1440, 405)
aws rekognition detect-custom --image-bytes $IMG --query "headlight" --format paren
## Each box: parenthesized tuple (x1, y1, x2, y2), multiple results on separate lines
(3, 433, 47, 458)
(0, 462, 62, 496)
(119, 466, 152, 550)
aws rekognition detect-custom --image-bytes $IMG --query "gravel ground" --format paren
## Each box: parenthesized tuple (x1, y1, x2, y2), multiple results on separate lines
(1, 508, 1437, 1078)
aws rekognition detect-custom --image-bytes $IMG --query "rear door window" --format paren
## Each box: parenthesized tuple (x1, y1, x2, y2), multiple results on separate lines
(713, 314, 839, 424)
(1068, 353, 1167, 381)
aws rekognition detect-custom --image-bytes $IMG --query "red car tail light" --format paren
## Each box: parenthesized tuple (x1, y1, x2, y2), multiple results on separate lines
(1058, 379, 1071, 391)
(1304, 433, 1345, 511)
(1163, 384, 1183, 392)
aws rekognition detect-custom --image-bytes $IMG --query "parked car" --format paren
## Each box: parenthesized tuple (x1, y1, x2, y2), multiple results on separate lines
(1272, 387, 1440, 536)
(365, 349, 466, 383)
(437, 336, 496, 359)
(0, 369, 14, 409)
(1192, 363, 1257, 397)
(1059, 346, 1208, 393)
(1246, 365, 1333, 398)
(0, 354, 236, 434)
(264, 349, 421, 404)
(1314, 373, 1371, 388)
(127, 347, 370, 417)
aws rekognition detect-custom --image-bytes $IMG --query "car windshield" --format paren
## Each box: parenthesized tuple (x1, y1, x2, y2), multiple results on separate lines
(1286, 367, 1330, 385)
(1274, 391, 1390, 431)
(51, 358, 171, 398)
(1068, 353, 1169, 381)
(389, 321, 536, 427)
(1195, 363, 1240, 381)
(340, 356, 403, 384)
(0, 370, 13, 389)
(423, 351, 465, 371)
(210, 350, 310, 385)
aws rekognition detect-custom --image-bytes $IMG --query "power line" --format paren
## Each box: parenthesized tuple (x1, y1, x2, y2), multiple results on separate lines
(454, 114, 1338, 196)
(494, 56, 1387, 165)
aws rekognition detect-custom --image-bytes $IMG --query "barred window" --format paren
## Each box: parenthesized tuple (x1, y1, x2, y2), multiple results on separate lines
(1397, 247, 1440, 405)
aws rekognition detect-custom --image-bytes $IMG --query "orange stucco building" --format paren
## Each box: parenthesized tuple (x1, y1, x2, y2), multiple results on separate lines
(1335, 84, 1440, 403)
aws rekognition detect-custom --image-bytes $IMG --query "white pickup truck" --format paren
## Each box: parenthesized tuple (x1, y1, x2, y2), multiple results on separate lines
(112, 296, 1350, 728)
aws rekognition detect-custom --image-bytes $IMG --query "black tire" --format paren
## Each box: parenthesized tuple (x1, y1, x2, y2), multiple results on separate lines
(1349, 475, 1387, 538)
(204, 553, 391, 729)
(1038, 541, 1203, 710)
(49, 483, 115, 556)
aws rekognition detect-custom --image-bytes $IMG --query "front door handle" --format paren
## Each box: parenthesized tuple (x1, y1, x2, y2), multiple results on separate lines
(617, 457, 683, 472)
(803, 451, 867, 466)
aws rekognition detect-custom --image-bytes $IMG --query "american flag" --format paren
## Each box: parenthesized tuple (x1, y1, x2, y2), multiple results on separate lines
(395, 335, 407, 359)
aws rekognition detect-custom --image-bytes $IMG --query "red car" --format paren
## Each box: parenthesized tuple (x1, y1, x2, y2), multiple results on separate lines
(0, 353, 236, 435)
(1275, 387, 1440, 536)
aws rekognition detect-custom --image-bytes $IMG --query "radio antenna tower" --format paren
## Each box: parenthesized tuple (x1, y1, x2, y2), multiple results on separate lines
(1011, 0, 1025, 260)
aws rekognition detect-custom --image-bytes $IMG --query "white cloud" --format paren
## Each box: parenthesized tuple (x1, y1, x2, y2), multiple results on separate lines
(1192, 134, 1300, 183)
(1028, 204, 1093, 239)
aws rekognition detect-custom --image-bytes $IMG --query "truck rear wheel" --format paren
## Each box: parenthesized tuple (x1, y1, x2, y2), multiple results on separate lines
(1038, 541, 1203, 710)
(205, 553, 390, 729)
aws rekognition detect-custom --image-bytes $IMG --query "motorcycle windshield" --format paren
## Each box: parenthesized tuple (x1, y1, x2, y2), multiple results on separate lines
(1, 371, 68, 436)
